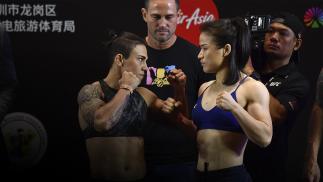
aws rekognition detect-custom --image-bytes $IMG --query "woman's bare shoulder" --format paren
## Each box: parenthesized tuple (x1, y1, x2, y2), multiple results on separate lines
(241, 77, 269, 99)
(198, 80, 216, 96)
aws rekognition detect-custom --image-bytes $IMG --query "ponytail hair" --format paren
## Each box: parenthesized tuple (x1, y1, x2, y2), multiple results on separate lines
(200, 17, 251, 85)
(231, 17, 251, 71)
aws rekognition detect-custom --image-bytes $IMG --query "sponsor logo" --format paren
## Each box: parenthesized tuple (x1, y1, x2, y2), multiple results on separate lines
(269, 82, 282, 87)
(176, 0, 219, 46)
(304, 7, 323, 29)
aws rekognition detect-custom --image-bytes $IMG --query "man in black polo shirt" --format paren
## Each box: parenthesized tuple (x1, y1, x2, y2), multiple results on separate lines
(244, 12, 310, 182)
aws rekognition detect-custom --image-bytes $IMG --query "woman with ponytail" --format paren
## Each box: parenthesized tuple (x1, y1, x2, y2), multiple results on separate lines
(176, 18, 273, 181)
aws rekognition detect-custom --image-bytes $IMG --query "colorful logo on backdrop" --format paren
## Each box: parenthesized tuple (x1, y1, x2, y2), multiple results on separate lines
(304, 7, 323, 29)
(176, 0, 219, 46)
(145, 67, 170, 87)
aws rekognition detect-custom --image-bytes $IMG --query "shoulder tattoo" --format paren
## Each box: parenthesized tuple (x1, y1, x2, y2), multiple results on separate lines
(77, 84, 102, 105)
(77, 84, 104, 124)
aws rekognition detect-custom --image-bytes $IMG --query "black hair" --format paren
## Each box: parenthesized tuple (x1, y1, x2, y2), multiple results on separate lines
(144, 0, 180, 10)
(103, 29, 146, 70)
(200, 17, 251, 85)
(271, 11, 304, 39)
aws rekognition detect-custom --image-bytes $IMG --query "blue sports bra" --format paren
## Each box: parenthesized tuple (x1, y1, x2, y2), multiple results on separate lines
(191, 76, 248, 133)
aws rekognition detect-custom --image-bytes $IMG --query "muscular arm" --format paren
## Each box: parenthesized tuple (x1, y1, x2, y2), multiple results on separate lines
(173, 84, 188, 117)
(77, 83, 131, 132)
(243, 63, 287, 124)
(229, 81, 272, 147)
(244, 60, 306, 126)
(136, 86, 162, 110)
(137, 85, 197, 136)
(167, 69, 189, 117)
(244, 89, 273, 147)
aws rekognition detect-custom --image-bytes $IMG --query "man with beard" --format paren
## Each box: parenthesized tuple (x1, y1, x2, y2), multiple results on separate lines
(140, 0, 212, 181)
(244, 12, 310, 181)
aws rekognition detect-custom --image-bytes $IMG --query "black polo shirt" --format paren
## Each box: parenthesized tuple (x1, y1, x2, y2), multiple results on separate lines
(245, 62, 310, 182)
(260, 62, 309, 121)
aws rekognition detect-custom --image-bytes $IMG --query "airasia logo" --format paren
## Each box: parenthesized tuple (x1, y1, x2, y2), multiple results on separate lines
(178, 8, 215, 29)
(176, 0, 219, 46)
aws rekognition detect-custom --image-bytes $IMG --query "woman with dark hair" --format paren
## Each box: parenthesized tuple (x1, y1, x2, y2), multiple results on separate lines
(77, 31, 186, 181)
(192, 17, 272, 181)
(174, 18, 272, 181)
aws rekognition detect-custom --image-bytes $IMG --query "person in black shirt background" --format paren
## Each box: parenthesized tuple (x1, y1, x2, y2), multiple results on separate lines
(244, 12, 310, 182)
(140, 0, 212, 181)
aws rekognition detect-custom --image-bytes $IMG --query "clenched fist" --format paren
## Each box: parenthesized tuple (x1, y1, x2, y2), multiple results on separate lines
(161, 97, 182, 114)
(216, 91, 238, 111)
(119, 71, 140, 90)
(167, 68, 187, 87)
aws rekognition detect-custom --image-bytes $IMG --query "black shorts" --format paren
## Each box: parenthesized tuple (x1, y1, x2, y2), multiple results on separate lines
(195, 165, 252, 182)
(91, 179, 145, 182)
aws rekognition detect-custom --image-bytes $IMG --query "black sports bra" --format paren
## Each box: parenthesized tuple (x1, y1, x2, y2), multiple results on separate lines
(82, 80, 147, 138)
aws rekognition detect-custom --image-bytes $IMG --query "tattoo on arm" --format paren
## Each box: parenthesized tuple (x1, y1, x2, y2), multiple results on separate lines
(77, 84, 104, 125)
(106, 97, 129, 130)
(77, 84, 130, 131)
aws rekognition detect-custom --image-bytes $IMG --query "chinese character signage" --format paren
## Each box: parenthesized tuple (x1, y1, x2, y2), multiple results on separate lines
(0, 3, 75, 33)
